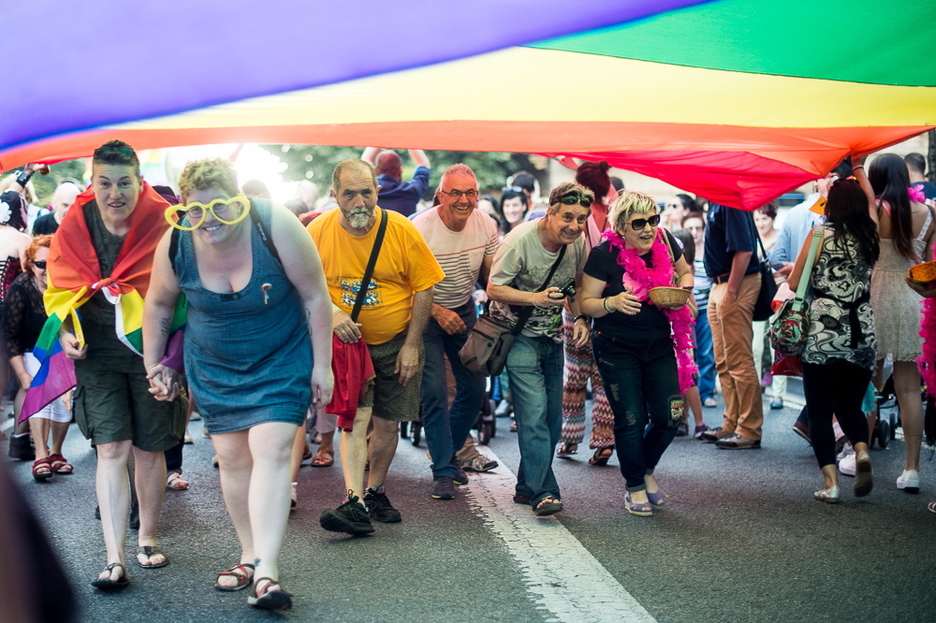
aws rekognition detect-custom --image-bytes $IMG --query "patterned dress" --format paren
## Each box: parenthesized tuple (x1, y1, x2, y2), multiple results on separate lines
(802, 228, 877, 371)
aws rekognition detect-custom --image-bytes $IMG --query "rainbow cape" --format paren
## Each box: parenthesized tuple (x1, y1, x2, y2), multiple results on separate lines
(20, 182, 179, 421)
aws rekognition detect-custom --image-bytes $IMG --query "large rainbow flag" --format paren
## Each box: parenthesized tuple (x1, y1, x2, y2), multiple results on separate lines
(3, 0, 935, 209)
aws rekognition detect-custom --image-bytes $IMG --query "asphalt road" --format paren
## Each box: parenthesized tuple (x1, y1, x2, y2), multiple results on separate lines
(4, 385, 935, 623)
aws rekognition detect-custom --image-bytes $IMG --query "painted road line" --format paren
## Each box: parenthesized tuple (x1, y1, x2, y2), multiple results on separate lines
(464, 448, 657, 623)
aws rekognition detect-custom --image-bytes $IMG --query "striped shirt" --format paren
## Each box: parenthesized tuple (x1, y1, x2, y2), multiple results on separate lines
(412, 207, 499, 308)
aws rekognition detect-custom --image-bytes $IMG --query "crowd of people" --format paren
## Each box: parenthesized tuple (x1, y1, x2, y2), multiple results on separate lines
(2, 141, 935, 612)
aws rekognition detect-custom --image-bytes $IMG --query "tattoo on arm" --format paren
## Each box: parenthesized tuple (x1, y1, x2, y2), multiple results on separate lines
(159, 316, 171, 337)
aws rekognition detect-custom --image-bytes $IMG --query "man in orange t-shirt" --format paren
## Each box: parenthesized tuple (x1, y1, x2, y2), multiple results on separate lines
(308, 159, 443, 535)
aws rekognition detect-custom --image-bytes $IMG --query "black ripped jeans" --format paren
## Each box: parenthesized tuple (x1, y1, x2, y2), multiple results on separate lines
(593, 333, 682, 492)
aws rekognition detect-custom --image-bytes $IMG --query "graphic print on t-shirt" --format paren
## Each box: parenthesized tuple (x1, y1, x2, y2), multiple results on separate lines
(340, 277, 380, 309)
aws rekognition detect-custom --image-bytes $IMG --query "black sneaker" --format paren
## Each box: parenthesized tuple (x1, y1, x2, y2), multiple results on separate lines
(431, 476, 455, 500)
(453, 468, 469, 486)
(319, 494, 375, 535)
(364, 487, 402, 523)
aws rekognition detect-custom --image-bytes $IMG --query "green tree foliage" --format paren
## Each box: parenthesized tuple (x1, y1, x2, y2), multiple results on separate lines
(263, 144, 544, 198)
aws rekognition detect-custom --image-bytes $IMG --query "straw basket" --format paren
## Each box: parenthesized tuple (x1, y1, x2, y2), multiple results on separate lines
(648, 286, 690, 308)
(908, 261, 936, 285)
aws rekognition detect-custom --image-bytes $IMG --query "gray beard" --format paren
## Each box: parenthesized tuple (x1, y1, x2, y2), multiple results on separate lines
(348, 210, 372, 229)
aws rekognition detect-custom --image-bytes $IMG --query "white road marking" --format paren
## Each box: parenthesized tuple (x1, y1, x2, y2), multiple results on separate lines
(463, 449, 657, 623)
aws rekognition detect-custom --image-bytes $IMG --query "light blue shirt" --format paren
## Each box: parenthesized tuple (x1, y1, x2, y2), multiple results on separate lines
(770, 193, 823, 266)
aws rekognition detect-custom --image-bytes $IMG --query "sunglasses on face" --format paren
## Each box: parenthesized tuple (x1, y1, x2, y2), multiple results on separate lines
(165, 195, 250, 231)
(33, 260, 47, 269)
(626, 214, 662, 230)
(559, 193, 593, 208)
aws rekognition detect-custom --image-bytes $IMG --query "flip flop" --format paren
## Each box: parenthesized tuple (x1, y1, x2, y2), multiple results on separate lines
(556, 442, 578, 458)
(136, 545, 169, 569)
(91, 562, 129, 590)
(311, 447, 334, 467)
(588, 447, 614, 466)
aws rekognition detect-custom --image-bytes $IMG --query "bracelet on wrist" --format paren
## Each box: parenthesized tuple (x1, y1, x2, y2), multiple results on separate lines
(573, 314, 587, 323)
(602, 297, 613, 313)
(15, 169, 33, 187)
(531, 291, 544, 310)
(852, 165, 865, 171)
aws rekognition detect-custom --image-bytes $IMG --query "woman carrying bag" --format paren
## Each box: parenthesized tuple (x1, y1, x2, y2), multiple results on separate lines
(789, 165, 879, 504)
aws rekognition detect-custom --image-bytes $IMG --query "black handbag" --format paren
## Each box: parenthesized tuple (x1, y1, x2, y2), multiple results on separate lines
(459, 245, 567, 376)
(753, 235, 778, 322)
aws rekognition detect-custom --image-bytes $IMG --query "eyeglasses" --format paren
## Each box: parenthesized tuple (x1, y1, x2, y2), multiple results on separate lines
(165, 195, 250, 231)
(626, 214, 662, 230)
(439, 188, 478, 201)
(33, 260, 47, 269)
(559, 193, 593, 208)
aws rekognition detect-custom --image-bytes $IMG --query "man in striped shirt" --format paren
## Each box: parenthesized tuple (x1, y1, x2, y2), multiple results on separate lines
(412, 164, 499, 500)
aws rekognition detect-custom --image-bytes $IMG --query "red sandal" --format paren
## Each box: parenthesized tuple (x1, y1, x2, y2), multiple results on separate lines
(47, 454, 73, 475)
(32, 457, 53, 481)
(215, 562, 254, 592)
(248, 577, 292, 611)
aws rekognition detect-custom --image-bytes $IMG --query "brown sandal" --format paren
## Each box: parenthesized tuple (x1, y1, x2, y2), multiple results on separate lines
(311, 447, 334, 467)
(588, 447, 614, 466)
(216, 562, 255, 592)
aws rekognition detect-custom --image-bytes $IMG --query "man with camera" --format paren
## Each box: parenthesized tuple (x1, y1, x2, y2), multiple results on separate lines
(412, 164, 499, 501)
(486, 183, 592, 516)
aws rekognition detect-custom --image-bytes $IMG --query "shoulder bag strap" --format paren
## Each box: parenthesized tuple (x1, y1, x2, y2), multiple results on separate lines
(351, 209, 389, 322)
(510, 243, 567, 335)
(794, 227, 824, 301)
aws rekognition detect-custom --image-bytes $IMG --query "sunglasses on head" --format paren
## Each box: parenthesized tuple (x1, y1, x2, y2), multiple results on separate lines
(33, 260, 47, 269)
(626, 214, 661, 230)
(559, 193, 593, 208)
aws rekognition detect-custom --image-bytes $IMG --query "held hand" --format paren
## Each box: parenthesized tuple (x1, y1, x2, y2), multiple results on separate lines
(146, 363, 180, 402)
(60, 332, 87, 360)
(775, 262, 794, 279)
(536, 287, 566, 308)
(26, 163, 51, 175)
(571, 319, 590, 347)
(433, 306, 466, 335)
(394, 343, 420, 387)
(311, 366, 334, 408)
(333, 309, 363, 343)
(16, 372, 33, 389)
(906, 275, 936, 298)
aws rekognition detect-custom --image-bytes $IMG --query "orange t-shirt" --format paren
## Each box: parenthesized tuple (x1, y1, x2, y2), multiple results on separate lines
(308, 207, 444, 345)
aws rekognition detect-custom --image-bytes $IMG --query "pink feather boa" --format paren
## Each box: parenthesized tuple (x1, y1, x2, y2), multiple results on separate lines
(919, 296, 936, 394)
(604, 228, 698, 394)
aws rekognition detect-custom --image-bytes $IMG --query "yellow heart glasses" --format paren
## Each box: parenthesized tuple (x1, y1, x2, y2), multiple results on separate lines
(165, 195, 251, 231)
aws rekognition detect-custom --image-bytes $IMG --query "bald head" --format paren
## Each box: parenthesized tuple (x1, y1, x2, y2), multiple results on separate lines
(51, 182, 80, 218)
(375, 150, 403, 179)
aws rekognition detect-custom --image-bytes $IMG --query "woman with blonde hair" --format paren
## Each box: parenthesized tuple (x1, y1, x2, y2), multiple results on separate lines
(143, 158, 333, 611)
(580, 190, 694, 516)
